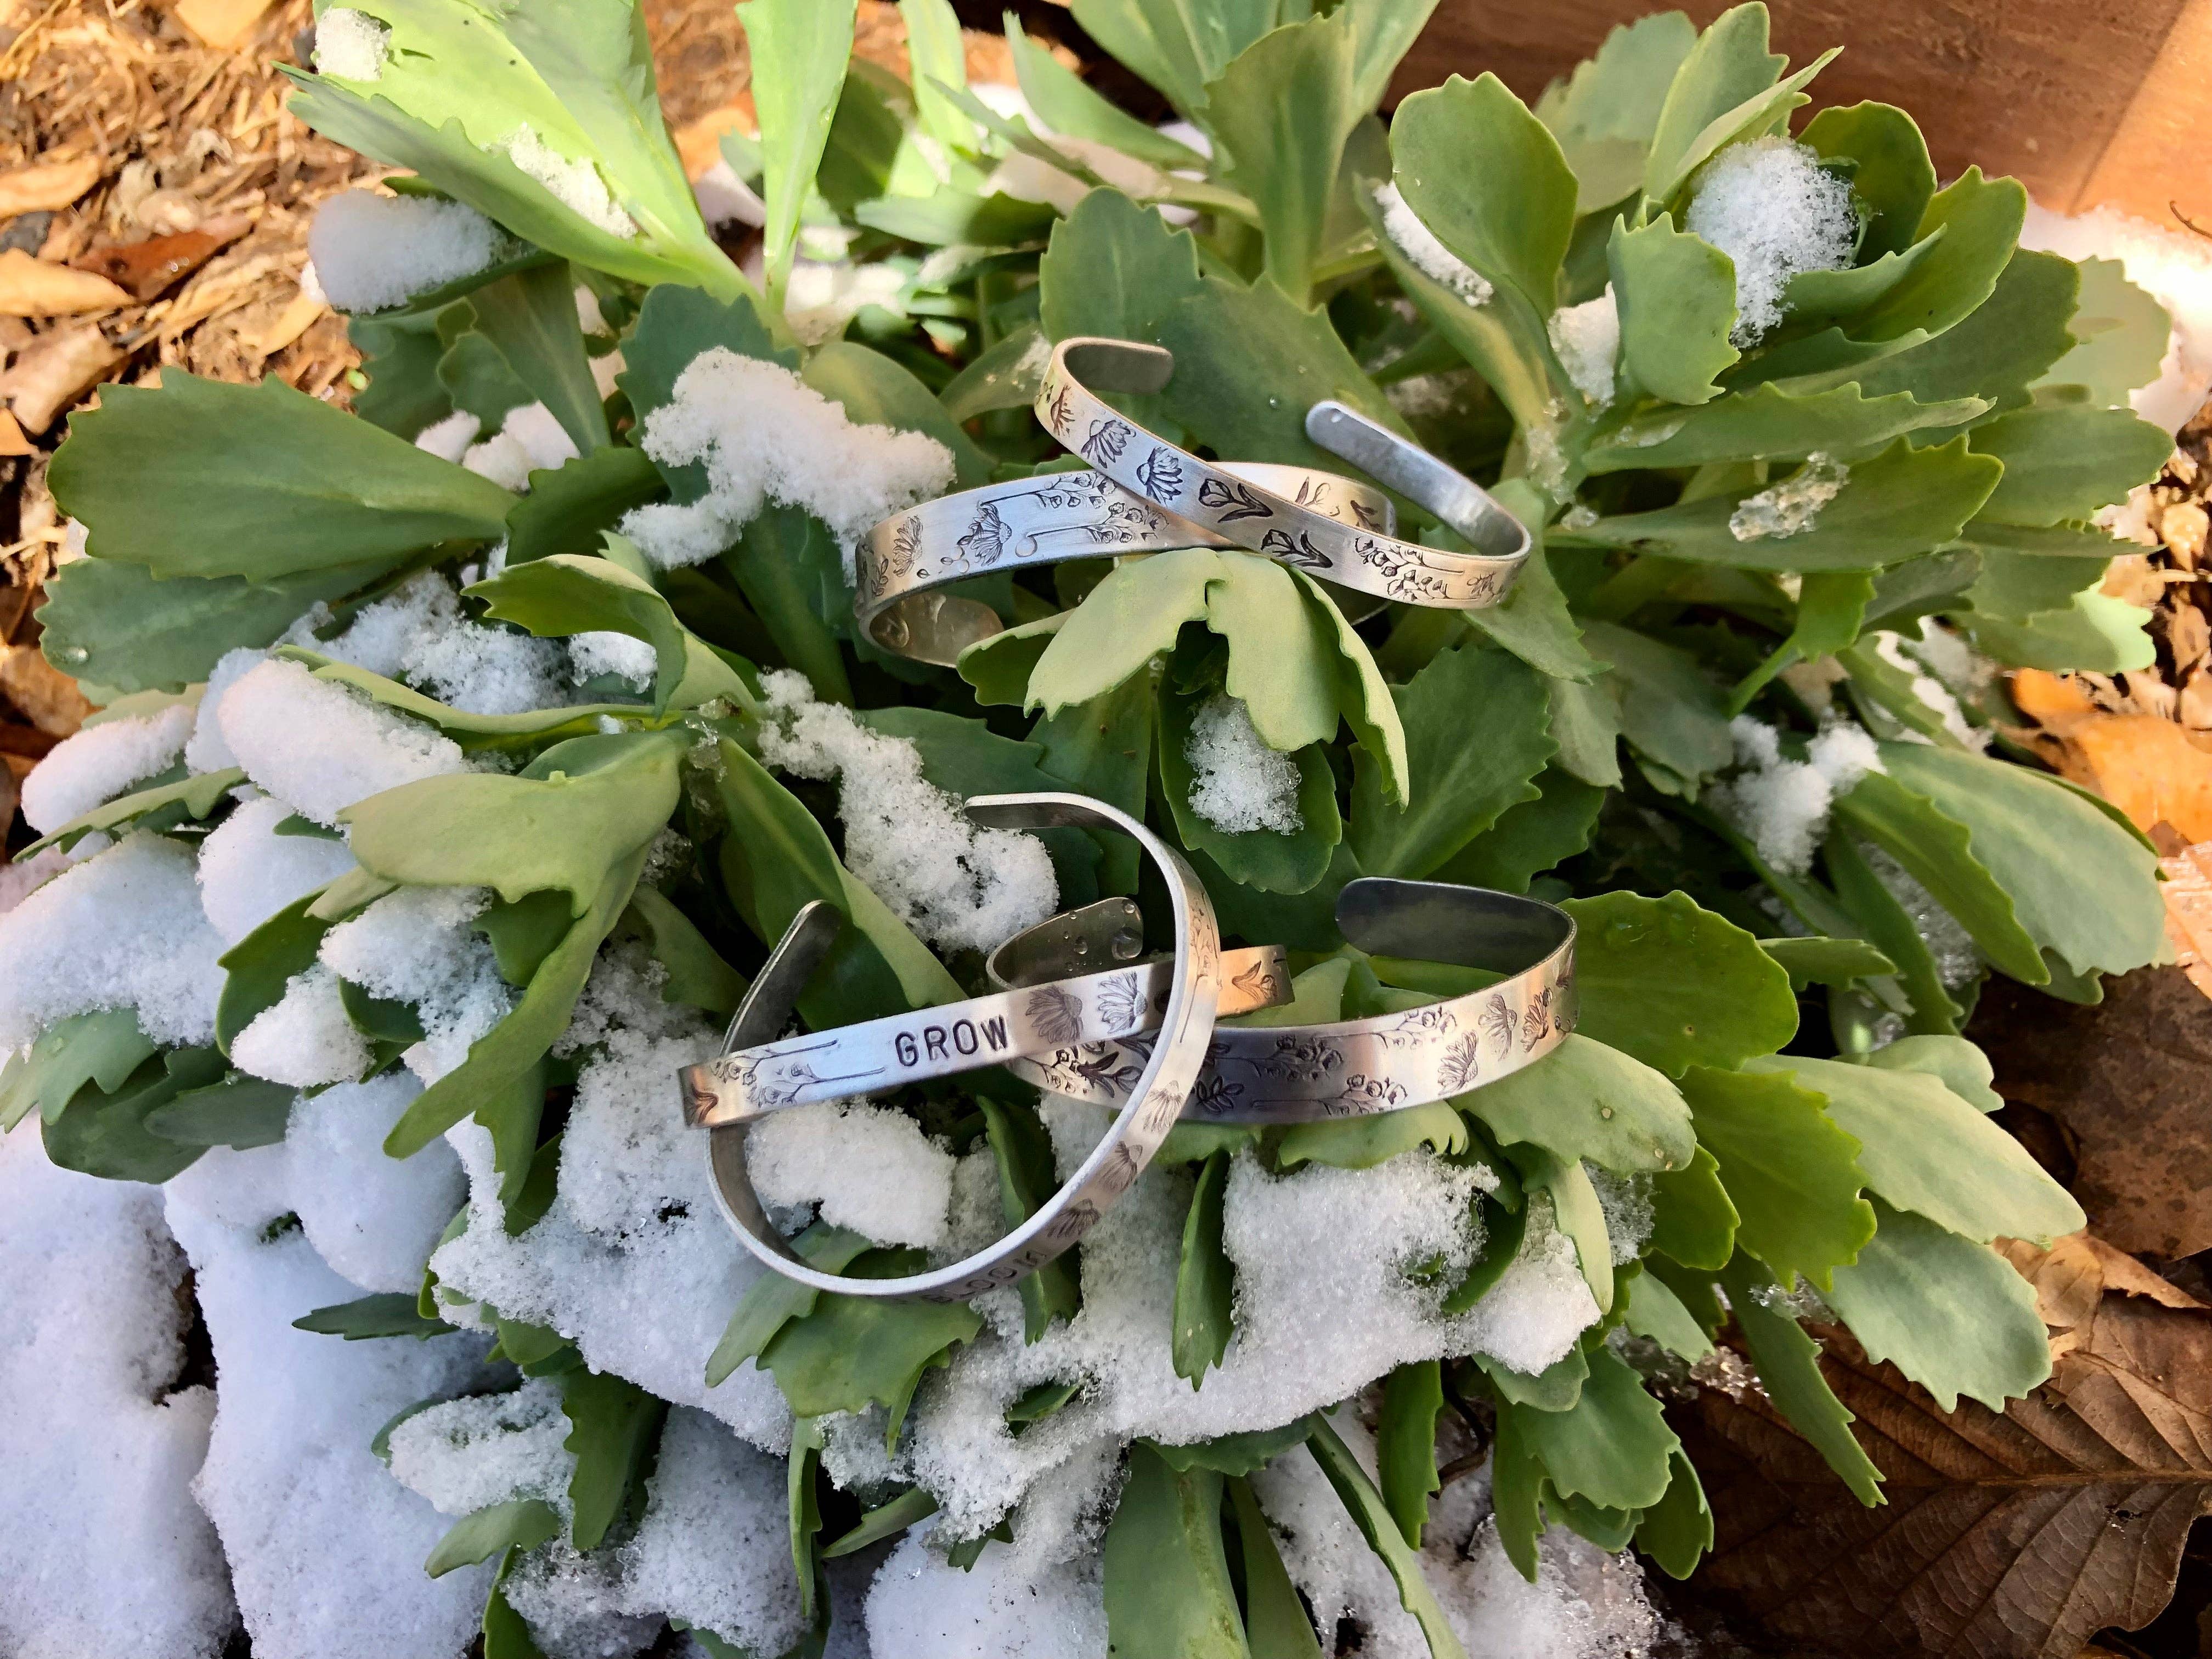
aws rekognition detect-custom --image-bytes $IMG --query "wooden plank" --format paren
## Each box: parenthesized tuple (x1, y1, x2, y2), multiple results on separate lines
(1391, 0, 2193, 213)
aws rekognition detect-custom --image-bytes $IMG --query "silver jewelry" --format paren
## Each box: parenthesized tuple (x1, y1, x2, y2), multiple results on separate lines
(856, 462, 1394, 665)
(682, 793, 1221, 1302)
(1035, 337, 1532, 609)
(992, 878, 1576, 1124)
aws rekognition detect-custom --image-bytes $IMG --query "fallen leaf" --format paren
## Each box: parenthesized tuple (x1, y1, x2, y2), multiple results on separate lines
(0, 250, 131, 318)
(1996, 1233, 2209, 1331)
(1676, 1300, 2212, 1659)
(0, 155, 102, 218)
(0, 642, 92, 737)
(2159, 844, 2212, 1000)
(673, 100, 757, 181)
(1973, 969, 2212, 1260)
(0, 408, 30, 457)
(252, 287, 325, 356)
(0, 323, 123, 432)
(172, 0, 276, 49)
(71, 215, 250, 303)
(2009, 703, 2212, 843)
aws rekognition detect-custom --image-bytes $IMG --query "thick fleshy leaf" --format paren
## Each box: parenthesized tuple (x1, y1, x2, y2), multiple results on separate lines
(1587, 382, 1984, 473)
(1798, 102, 1935, 262)
(2041, 256, 2173, 408)
(1391, 71, 1578, 312)
(1751, 1053, 2084, 1244)
(1607, 211, 1737, 404)
(1434, 766, 1605, 893)
(1536, 13, 1698, 213)
(1718, 1252, 1885, 1504)
(1503, 1344, 1678, 1513)
(1968, 405, 2174, 528)
(1305, 1421, 1471, 1659)
(1561, 890, 1798, 1074)
(1639, 4, 1784, 206)
(1101, 1445, 1244, 1659)
(1680, 1064, 1874, 1291)
(0, 1008, 156, 1132)
(1577, 621, 1731, 790)
(425, 1499, 562, 1578)
(1822, 1199, 2051, 1411)
(1464, 1034, 1694, 1173)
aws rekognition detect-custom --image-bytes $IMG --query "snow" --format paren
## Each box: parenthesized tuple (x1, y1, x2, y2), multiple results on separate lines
(427, 963, 794, 1451)
(786, 259, 910, 347)
(386, 1378, 573, 1517)
(901, 1121, 1599, 1545)
(19, 699, 192, 833)
(1871, 630, 1991, 750)
(0, 1129, 235, 1659)
(1548, 287, 1620, 408)
(499, 123, 639, 240)
(166, 1163, 495, 1659)
(302, 571, 567, 714)
(1708, 715, 1884, 875)
(307, 189, 503, 314)
(312, 7, 388, 80)
(570, 629, 659, 691)
(1685, 136, 1857, 346)
(184, 646, 267, 774)
(464, 401, 582, 493)
(1729, 452, 1849, 540)
(1374, 180, 1493, 305)
(413, 408, 481, 463)
(617, 348, 955, 574)
(1585, 1164, 1654, 1264)
(2020, 200, 2212, 432)
(288, 1071, 469, 1292)
(756, 670, 1058, 953)
(693, 157, 767, 229)
(319, 885, 515, 1085)
(1183, 693, 1304, 836)
(1252, 1426, 1421, 1655)
(865, 1527, 1108, 1659)
(196, 793, 357, 947)
(229, 965, 371, 1088)
(1860, 839, 1981, 988)
(0, 830, 227, 1048)
(0, 836, 101, 917)
(1430, 1514, 1665, 1659)
(750, 1098, 958, 1249)
(218, 657, 469, 827)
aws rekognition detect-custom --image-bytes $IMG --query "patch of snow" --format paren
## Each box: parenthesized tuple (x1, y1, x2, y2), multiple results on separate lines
(499, 124, 638, 240)
(19, 701, 192, 833)
(319, 885, 514, 1086)
(751, 1098, 957, 1249)
(864, 1527, 1107, 1659)
(617, 348, 956, 576)
(1374, 181, 1493, 305)
(229, 965, 370, 1088)
(1183, 693, 1304, 836)
(309, 571, 566, 714)
(464, 402, 582, 493)
(287, 1070, 468, 1293)
(570, 629, 659, 691)
(218, 657, 469, 827)
(185, 646, 267, 774)
(1870, 630, 1991, 751)
(0, 1129, 235, 1659)
(2020, 201, 2212, 433)
(307, 189, 503, 314)
(1685, 136, 1856, 346)
(413, 408, 482, 463)
(1548, 287, 1620, 408)
(0, 830, 226, 1048)
(755, 669, 1057, 953)
(196, 793, 357, 947)
(1708, 714, 1884, 875)
(312, 7, 388, 80)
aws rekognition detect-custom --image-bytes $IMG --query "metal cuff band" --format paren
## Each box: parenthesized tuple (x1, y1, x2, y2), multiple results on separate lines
(1035, 337, 1532, 610)
(856, 462, 1393, 665)
(687, 792, 1221, 1302)
(985, 897, 1290, 1019)
(994, 878, 1576, 1124)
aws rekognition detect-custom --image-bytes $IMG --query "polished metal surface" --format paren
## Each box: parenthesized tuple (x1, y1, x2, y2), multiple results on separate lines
(855, 462, 1394, 664)
(684, 792, 1221, 1302)
(985, 898, 1290, 1020)
(996, 878, 1577, 1124)
(1034, 338, 1532, 610)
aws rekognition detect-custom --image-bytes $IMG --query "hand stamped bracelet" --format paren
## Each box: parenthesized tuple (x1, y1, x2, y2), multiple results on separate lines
(1035, 337, 1533, 609)
(992, 877, 1577, 1124)
(856, 462, 1393, 665)
(680, 793, 1222, 1302)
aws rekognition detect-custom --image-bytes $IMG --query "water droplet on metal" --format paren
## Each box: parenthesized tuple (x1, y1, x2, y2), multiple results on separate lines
(1110, 928, 1143, 960)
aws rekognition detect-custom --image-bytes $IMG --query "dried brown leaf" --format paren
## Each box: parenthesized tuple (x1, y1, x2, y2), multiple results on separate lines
(72, 213, 248, 302)
(0, 321, 121, 431)
(0, 247, 129, 315)
(0, 640, 91, 736)
(1678, 1305, 2212, 1659)
(1975, 969, 2212, 1260)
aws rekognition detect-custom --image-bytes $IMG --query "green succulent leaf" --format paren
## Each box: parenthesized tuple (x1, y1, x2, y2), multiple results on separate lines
(0, 1008, 157, 1132)
(1606, 210, 1738, 404)
(1822, 1199, 2052, 1411)
(1679, 1063, 1874, 1291)
(425, 1499, 562, 1578)
(1305, 1420, 1471, 1659)
(1561, 890, 1798, 1075)
(1463, 1035, 1694, 1174)
(1586, 382, 1984, 473)
(1968, 404, 2175, 528)
(1719, 1251, 1885, 1504)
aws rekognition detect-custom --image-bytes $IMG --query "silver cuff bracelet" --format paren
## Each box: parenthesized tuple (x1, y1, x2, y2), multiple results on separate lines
(855, 462, 1394, 665)
(1035, 337, 1532, 610)
(682, 793, 1221, 1302)
(991, 878, 1576, 1124)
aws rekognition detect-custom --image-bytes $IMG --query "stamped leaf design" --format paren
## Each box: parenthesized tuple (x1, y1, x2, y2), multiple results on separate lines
(1025, 982, 1086, 1046)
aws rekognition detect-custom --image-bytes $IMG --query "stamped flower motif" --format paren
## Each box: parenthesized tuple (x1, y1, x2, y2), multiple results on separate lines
(1381, 1006, 1458, 1047)
(1025, 983, 1086, 1046)
(1080, 416, 1132, 466)
(884, 517, 922, 580)
(1480, 992, 1520, 1058)
(1436, 1032, 1483, 1093)
(955, 501, 1011, 568)
(1189, 1074, 1246, 1116)
(1199, 476, 1274, 523)
(1231, 957, 1282, 1003)
(1096, 972, 1146, 1035)
(1522, 987, 1554, 1051)
(1256, 1033, 1340, 1084)
(1045, 383, 1075, 435)
(1136, 447, 1186, 503)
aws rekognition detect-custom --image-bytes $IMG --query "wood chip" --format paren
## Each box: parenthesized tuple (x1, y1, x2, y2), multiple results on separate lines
(2162, 499, 2209, 567)
(173, 0, 278, 50)
(0, 320, 122, 430)
(0, 247, 129, 315)
(0, 408, 30, 456)
(251, 285, 323, 355)
(0, 153, 101, 216)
